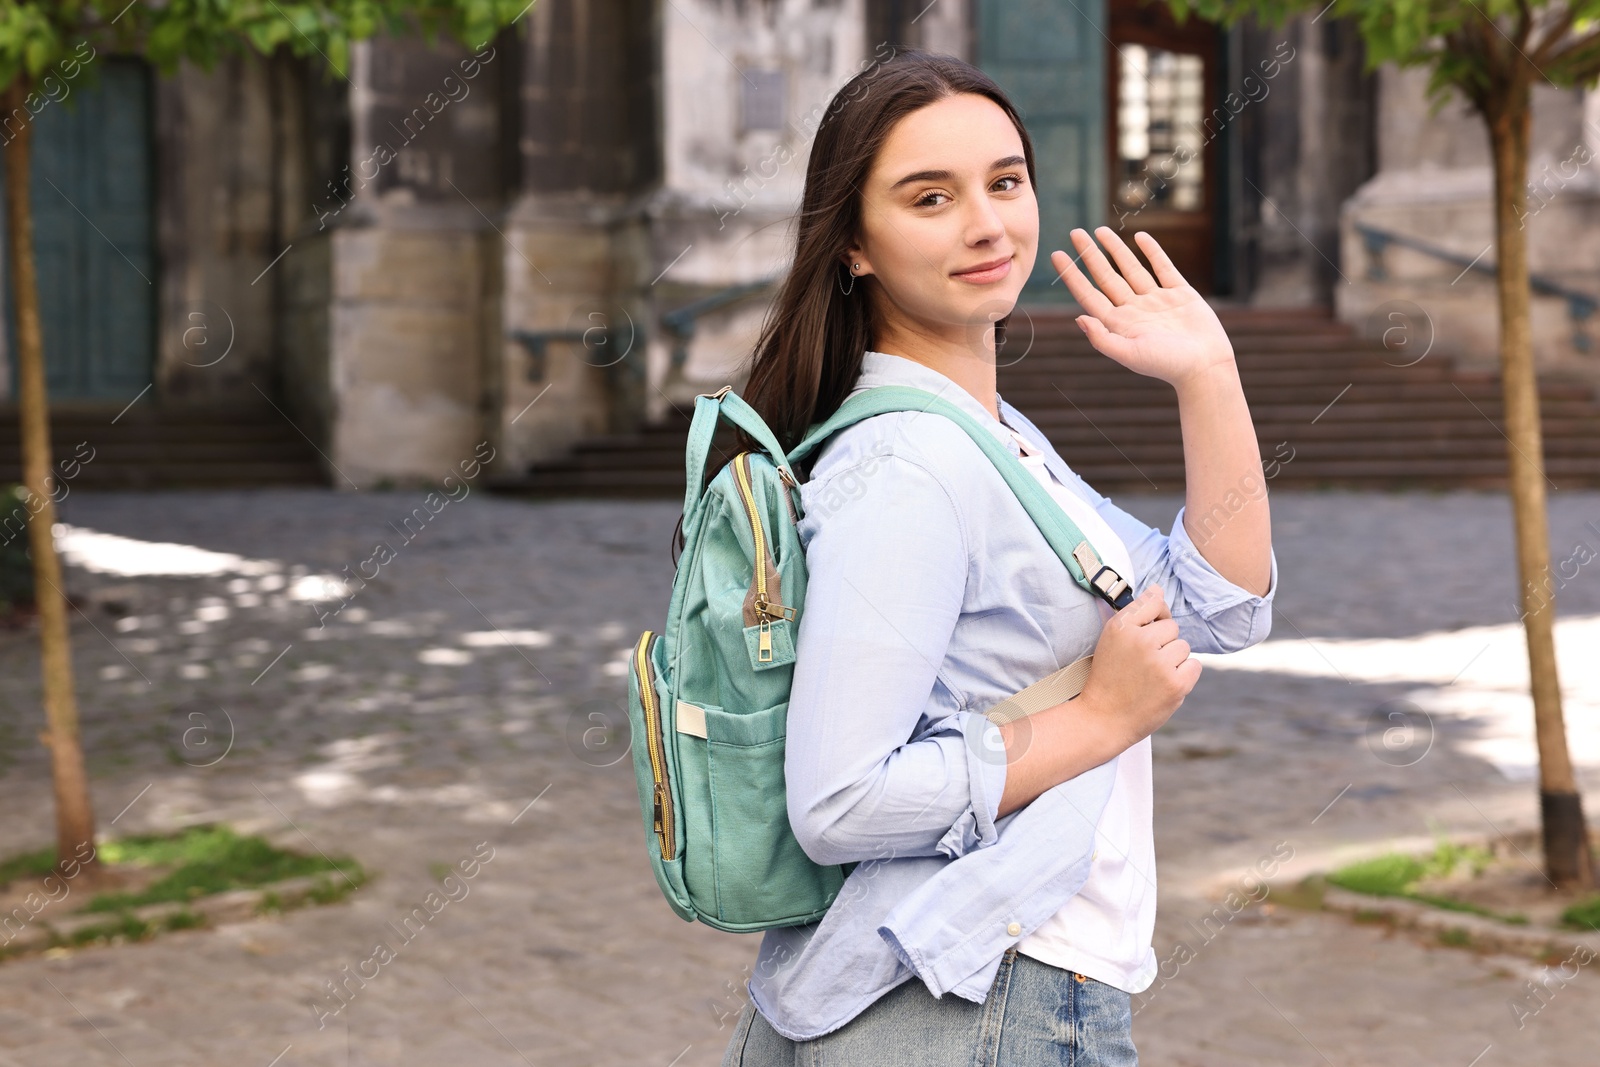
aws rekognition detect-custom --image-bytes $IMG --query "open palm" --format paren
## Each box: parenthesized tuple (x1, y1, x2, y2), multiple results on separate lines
(1050, 227, 1235, 387)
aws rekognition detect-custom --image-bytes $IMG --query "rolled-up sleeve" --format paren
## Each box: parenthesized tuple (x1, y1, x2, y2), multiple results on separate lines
(1061, 471, 1278, 654)
(785, 446, 1007, 868)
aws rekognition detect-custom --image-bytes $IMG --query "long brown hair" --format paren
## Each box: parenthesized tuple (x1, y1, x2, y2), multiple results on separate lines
(672, 48, 1036, 562)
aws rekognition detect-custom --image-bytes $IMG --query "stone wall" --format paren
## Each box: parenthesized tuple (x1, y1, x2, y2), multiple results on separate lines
(1337, 67, 1600, 381)
(153, 51, 280, 406)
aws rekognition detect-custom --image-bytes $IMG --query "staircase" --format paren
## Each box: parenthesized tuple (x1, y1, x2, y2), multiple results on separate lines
(0, 402, 327, 489)
(499, 307, 1600, 498)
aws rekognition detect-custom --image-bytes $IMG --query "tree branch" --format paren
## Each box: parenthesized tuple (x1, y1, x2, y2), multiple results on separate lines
(1543, 29, 1600, 84)
(1530, 6, 1575, 65)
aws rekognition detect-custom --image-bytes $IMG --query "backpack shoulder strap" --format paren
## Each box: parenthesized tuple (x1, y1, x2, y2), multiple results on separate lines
(789, 385, 1133, 610)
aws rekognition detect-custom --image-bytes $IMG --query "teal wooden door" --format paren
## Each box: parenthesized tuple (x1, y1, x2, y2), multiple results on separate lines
(976, 0, 1107, 303)
(1, 58, 154, 400)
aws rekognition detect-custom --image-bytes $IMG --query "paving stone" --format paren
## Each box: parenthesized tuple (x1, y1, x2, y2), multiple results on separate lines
(0, 487, 1593, 1064)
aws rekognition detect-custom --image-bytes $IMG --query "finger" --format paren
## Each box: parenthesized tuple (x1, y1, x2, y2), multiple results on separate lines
(1158, 637, 1192, 668)
(1051, 249, 1119, 321)
(1075, 315, 1138, 363)
(1142, 618, 1181, 647)
(1110, 584, 1165, 627)
(1095, 226, 1158, 294)
(1176, 656, 1203, 691)
(1134, 231, 1188, 289)
(1149, 583, 1173, 621)
(1070, 228, 1137, 305)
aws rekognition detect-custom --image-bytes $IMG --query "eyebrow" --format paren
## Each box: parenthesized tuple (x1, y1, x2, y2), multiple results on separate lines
(888, 155, 1027, 191)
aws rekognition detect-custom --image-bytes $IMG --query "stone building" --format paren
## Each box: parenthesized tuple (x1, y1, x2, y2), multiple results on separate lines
(0, 1, 1593, 489)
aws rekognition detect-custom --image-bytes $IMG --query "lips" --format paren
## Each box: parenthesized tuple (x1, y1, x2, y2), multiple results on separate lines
(952, 255, 1012, 283)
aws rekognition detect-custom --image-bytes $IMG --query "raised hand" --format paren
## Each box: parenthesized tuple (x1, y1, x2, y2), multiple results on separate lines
(1050, 227, 1235, 388)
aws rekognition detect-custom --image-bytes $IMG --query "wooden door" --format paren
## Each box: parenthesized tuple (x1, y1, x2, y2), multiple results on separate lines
(976, 0, 1107, 304)
(1, 58, 155, 400)
(1107, 0, 1220, 292)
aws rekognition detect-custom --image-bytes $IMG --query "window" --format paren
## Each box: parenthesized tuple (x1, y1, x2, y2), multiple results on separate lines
(1115, 44, 1205, 213)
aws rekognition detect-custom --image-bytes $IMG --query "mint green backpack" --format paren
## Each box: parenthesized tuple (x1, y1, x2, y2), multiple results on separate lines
(625, 383, 1134, 932)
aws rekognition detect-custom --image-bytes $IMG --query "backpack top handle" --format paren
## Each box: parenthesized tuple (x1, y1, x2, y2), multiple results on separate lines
(683, 385, 799, 521)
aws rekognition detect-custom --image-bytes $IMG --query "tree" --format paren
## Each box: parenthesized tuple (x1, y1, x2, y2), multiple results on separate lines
(0, 0, 528, 883)
(1170, 0, 1599, 888)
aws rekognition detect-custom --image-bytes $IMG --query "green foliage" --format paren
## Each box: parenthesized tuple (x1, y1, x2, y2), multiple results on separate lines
(0, 484, 33, 614)
(0, 0, 529, 93)
(1166, 0, 1600, 115)
(82, 823, 363, 912)
(1327, 851, 1426, 896)
(1327, 837, 1527, 925)
(1561, 895, 1600, 930)
(0, 839, 55, 888)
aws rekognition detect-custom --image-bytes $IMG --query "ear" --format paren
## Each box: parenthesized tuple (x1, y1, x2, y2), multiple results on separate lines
(838, 249, 873, 277)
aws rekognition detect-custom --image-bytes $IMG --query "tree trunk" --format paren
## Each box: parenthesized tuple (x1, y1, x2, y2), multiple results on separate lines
(1, 80, 101, 880)
(1487, 79, 1594, 889)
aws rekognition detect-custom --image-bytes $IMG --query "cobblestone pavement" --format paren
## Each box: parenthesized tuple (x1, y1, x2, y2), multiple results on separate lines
(0, 487, 1598, 1066)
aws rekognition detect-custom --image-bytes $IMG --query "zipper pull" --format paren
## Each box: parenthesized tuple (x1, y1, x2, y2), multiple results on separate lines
(653, 786, 665, 833)
(759, 618, 773, 661)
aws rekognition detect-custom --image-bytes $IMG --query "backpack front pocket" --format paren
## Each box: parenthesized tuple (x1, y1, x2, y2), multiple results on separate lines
(700, 700, 844, 928)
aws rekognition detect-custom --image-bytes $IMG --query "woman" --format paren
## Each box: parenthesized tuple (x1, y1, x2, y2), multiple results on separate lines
(713, 48, 1276, 1066)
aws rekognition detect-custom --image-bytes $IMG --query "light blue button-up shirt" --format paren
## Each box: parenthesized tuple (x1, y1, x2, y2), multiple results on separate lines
(746, 349, 1279, 1041)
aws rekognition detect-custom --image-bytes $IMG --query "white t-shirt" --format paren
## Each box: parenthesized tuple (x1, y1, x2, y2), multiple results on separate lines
(1001, 422, 1159, 996)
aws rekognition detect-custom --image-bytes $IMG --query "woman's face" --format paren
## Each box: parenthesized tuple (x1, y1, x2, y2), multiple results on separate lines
(845, 92, 1037, 346)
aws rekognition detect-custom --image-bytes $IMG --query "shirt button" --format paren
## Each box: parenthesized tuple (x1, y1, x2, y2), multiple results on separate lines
(1006, 922, 1021, 936)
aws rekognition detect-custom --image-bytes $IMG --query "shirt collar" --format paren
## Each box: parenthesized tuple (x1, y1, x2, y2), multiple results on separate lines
(850, 350, 1025, 457)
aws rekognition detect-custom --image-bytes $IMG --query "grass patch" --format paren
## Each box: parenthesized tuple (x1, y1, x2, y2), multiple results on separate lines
(0, 845, 62, 889)
(1560, 896, 1600, 932)
(1326, 835, 1526, 925)
(81, 824, 364, 913)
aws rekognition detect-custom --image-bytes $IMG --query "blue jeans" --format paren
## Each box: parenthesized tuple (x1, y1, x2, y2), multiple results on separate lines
(721, 948, 1139, 1066)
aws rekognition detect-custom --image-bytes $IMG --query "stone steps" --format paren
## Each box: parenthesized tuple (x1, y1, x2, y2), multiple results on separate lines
(497, 308, 1600, 497)
(0, 402, 326, 488)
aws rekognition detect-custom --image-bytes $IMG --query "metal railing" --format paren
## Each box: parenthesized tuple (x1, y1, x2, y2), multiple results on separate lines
(507, 275, 783, 384)
(1355, 222, 1596, 352)
(660, 275, 782, 371)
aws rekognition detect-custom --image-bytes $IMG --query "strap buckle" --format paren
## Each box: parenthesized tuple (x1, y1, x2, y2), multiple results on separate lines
(1087, 565, 1133, 609)
(1071, 541, 1133, 609)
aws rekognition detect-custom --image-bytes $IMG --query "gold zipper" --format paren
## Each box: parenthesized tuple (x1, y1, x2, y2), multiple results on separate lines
(634, 630, 674, 858)
(732, 453, 795, 661)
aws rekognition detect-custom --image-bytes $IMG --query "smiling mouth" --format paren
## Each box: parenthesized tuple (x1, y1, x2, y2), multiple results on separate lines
(953, 256, 1012, 283)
